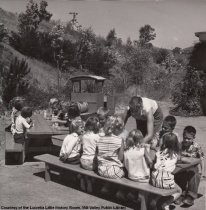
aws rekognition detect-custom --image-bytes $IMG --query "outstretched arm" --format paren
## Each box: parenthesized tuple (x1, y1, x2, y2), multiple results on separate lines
(124, 109, 131, 126)
(143, 109, 154, 143)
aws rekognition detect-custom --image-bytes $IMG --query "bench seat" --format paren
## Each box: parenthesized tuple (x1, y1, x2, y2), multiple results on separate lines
(34, 154, 178, 210)
(5, 132, 24, 165)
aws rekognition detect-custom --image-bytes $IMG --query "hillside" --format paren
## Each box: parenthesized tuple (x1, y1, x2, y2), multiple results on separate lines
(0, 43, 65, 92)
(0, 7, 18, 32)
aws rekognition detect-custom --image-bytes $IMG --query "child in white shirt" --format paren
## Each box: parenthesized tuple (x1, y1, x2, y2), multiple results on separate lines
(124, 129, 150, 182)
(13, 107, 33, 144)
(59, 119, 84, 164)
(80, 116, 100, 192)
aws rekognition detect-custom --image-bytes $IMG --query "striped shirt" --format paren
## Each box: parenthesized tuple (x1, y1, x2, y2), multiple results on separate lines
(97, 134, 123, 167)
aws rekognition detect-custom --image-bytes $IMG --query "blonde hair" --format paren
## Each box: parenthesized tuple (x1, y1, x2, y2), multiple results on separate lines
(103, 116, 124, 136)
(70, 119, 84, 133)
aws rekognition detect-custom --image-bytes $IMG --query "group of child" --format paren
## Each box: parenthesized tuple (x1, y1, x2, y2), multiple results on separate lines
(58, 104, 205, 210)
(5, 97, 204, 210)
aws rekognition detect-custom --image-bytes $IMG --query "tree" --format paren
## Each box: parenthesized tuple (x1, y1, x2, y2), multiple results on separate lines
(10, 0, 52, 57)
(0, 57, 30, 106)
(49, 23, 67, 93)
(106, 28, 117, 47)
(18, 0, 52, 33)
(171, 66, 202, 116)
(0, 23, 8, 42)
(139, 24, 156, 47)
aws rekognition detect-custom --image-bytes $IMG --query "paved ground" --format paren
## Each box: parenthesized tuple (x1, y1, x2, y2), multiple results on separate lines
(0, 103, 205, 210)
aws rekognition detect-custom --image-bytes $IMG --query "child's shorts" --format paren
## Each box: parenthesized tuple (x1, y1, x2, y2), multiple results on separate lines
(150, 169, 175, 189)
(80, 158, 97, 171)
(98, 164, 125, 179)
(14, 133, 25, 144)
(60, 154, 80, 164)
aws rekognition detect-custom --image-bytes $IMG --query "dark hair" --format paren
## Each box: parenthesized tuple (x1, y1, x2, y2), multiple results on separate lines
(21, 107, 33, 118)
(68, 104, 80, 119)
(85, 116, 99, 133)
(129, 96, 143, 112)
(161, 132, 180, 158)
(184, 126, 196, 135)
(163, 115, 177, 130)
(125, 129, 143, 151)
(14, 100, 24, 111)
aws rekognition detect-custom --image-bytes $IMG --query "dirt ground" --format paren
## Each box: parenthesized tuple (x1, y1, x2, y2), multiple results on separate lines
(0, 103, 205, 210)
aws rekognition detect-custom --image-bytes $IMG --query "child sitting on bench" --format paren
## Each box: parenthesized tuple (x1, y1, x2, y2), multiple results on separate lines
(174, 126, 205, 206)
(149, 132, 182, 210)
(13, 106, 33, 145)
(59, 119, 84, 164)
(80, 116, 100, 192)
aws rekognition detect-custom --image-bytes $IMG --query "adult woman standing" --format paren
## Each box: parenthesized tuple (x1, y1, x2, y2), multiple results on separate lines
(124, 96, 163, 143)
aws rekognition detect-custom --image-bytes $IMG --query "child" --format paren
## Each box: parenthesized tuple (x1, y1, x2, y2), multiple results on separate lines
(5, 99, 24, 133)
(13, 106, 33, 144)
(97, 116, 125, 197)
(150, 132, 182, 210)
(52, 103, 81, 131)
(80, 116, 100, 192)
(96, 106, 110, 135)
(124, 129, 150, 182)
(151, 115, 179, 149)
(59, 119, 84, 164)
(175, 126, 205, 206)
(97, 116, 124, 179)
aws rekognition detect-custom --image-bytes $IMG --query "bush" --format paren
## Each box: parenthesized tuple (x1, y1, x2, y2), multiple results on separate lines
(0, 56, 30, 107)
(170, 67, 202, 116)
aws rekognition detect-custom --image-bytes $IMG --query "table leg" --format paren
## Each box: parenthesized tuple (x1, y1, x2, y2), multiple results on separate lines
(138, 191, 148, 210)
(45, 163, 51, 182)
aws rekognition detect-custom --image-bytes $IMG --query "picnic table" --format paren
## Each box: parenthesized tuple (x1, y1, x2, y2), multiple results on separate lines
(26, 114, 69, 155)
(51, 134, 67, 147)
(28, 114, 69, 138)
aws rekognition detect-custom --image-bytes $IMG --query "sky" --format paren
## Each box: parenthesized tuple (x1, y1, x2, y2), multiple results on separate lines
(0, 0, 206, 48)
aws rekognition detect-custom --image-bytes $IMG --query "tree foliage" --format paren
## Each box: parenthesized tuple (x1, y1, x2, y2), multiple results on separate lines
(139, 24, 156, 47)
(171, 66, 202, 116)
(0, 23, 8, 42)
(0, 57, 30, 106)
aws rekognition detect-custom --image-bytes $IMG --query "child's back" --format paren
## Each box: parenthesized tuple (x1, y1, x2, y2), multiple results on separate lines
(98, 134, 123, 167)
(124, 129, 150, 182)
(59, 119, 84, 164)
(97, 116, 124, 179)
(81, 117, 100, 171)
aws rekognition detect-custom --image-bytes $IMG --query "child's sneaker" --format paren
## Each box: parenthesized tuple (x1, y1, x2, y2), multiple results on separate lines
(183, 195, 194, 206)
(174, 195, 184, 205)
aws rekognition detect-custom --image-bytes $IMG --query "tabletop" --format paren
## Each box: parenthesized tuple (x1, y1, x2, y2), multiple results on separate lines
(52, 134, 67, 147)
(28, 114, 69, 137)
(173, 157, 201, 174)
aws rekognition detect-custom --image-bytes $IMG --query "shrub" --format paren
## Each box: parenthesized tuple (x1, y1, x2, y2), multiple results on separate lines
(170, 66, 202, 116)
(0, 56, 30, 107)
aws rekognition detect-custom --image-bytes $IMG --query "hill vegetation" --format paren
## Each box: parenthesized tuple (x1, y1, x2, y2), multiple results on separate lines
(1, 0, 205, 116)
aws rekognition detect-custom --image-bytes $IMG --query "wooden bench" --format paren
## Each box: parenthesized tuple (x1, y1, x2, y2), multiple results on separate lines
(5, 132, 25, 165)
(34, 154, 178, 210)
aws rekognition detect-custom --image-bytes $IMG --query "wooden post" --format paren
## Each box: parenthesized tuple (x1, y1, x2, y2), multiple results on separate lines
(45, 163, 51, 182)
(138, 191, 148, 210)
